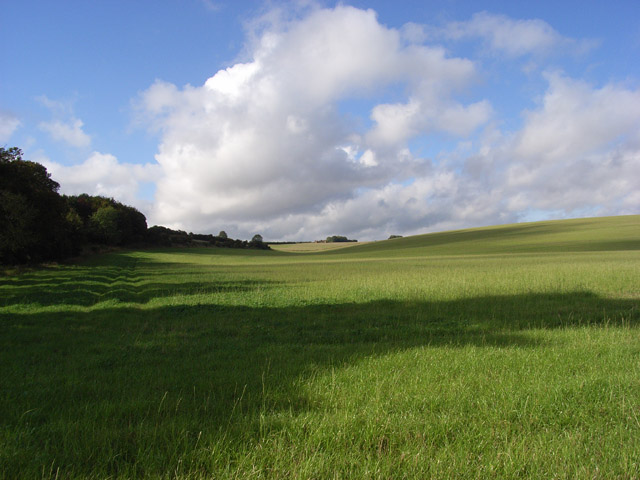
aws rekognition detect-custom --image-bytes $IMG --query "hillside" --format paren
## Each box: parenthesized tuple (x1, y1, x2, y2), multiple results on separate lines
(269, 242, 368, 253)
(317, 215, 639, 258)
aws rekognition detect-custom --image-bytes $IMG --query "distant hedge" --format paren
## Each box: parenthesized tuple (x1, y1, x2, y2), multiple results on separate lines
(146, 226, 269, 250)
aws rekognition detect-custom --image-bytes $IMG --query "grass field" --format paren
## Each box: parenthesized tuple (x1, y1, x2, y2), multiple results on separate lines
(269, 242, 366, 252)
(1, 215, 639, 478)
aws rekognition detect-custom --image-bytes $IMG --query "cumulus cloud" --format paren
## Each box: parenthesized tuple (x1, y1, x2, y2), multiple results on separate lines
(502, 74, 640, 214)
(133, 5, 638, 240)
(368, 98, 492, 148)
(306, 75, 640, 239)
(514, 73, 640, 161)
(0, 112, 21, 143)
(138, 5, 488, 236)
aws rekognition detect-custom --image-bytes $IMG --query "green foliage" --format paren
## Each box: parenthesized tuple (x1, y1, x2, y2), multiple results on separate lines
(326, 235, 357, 243)
(218, 230, 228, 239)
(89, 206, 122, 244)
(67, 194, 147, 246)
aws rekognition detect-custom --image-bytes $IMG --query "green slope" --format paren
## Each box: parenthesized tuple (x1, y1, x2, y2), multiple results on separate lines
(321, 215, 640, 258)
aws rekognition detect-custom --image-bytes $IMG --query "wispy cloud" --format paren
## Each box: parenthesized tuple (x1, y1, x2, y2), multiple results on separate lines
(37, 95, 91, 148)
(200, 0, 222, 13)
(39, 118, 91, 148)
(444, 12, 595, 58)
(0, 112, 21, 143)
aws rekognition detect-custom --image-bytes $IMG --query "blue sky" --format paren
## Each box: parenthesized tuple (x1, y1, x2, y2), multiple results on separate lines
(2, 0, 639, 240)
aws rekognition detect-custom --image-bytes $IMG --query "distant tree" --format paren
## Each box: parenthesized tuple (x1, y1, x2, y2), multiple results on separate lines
(326, 235, 356, 243)
(65, 194, 147, 246)
(388, 235, 403, 239)
(218, 230, 228, 239)
(251, 234, 264, 243)
(146, 225, 175, 246)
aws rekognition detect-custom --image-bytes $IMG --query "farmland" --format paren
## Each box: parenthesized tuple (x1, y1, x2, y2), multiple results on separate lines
(1, 215, 639, 478)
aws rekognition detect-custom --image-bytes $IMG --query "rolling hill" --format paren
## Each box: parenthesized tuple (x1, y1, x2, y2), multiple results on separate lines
(303, 215, 640, 258)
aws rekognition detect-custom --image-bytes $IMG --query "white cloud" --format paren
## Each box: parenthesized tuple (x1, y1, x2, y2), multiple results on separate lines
(501, 75, 640, 214)
(0, 112, 21, 143)
(138, 5, 488, 236)
(366, 98, 491, 148)
(359, 149, 378, 167)
(514, 73, 640, 161)
(39, 118, 91, 148)
(446, 12, 592, 58)
(37, 95, 92, 148)
(368, 100, 421, 147)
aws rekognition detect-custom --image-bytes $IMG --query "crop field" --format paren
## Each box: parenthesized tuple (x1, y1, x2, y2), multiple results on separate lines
(1, 215, 639, 479)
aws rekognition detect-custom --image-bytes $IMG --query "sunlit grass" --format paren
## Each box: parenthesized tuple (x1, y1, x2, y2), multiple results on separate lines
(0, 215, 639, 478)
(269, 242, 368, 252)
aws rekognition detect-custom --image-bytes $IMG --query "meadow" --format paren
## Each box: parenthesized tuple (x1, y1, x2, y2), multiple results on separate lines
(1, 215, 639, 479)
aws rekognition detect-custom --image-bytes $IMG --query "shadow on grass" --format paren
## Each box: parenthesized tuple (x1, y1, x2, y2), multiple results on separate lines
(0, 255, 285, 307)
(0, 279, 284, 307)
(1, 258, 638, 476)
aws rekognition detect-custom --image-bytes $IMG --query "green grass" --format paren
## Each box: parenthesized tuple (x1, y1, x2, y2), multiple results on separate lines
(269, 242, 367, 253)
(1, 215, 639, 478)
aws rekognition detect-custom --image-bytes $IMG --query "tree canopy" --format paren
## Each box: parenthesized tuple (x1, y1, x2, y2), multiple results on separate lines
(0, 147, 71, 263)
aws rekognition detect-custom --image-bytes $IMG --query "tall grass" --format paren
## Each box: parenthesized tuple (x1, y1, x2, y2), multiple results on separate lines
(0, 215, 639, 478)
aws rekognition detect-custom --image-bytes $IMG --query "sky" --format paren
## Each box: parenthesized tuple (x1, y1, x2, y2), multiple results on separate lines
(2, 0, 639, 241)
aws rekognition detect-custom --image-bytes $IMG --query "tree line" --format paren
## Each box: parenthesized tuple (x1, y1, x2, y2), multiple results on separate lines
(325, 235, 357, 243)
(0, 147, 268, 265)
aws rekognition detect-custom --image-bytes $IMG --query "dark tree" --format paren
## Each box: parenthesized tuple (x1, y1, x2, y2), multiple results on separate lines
(0, 147, 71, 263)
(65, 194, 147, 246)
(115, 204, 147, 244)
(218, 231, 228, 239)
(251, 234, 264, 243)
(326, 235, 356, 243)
